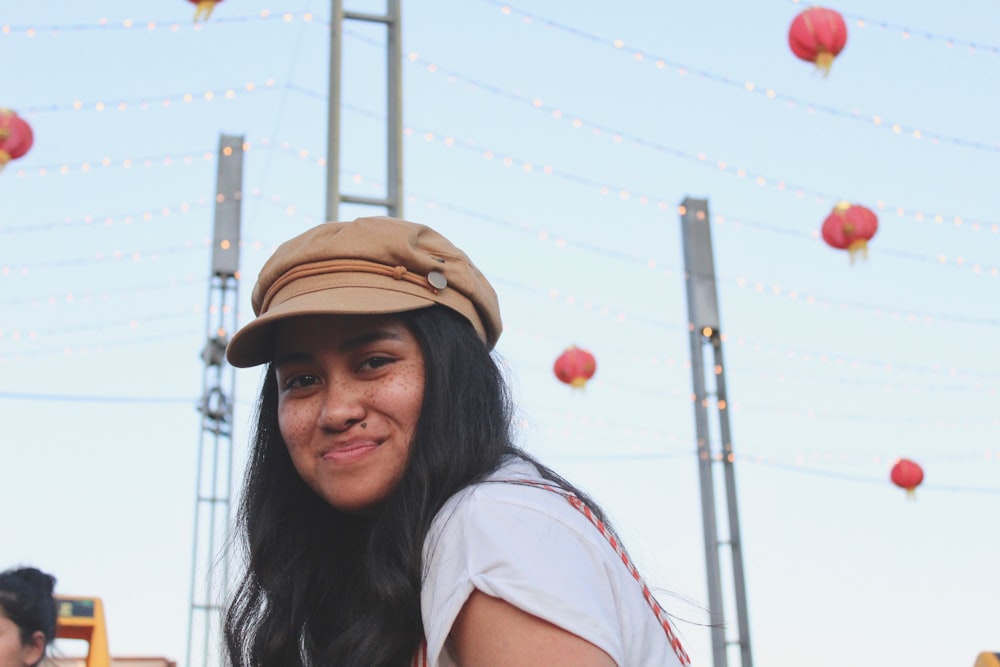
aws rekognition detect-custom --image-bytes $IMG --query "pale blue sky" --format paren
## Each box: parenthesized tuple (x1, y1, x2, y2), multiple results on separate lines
(1, 1, 997, 665)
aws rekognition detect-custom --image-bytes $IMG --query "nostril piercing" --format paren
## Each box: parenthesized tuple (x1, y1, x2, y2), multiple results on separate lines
(360, 422, 367, 429)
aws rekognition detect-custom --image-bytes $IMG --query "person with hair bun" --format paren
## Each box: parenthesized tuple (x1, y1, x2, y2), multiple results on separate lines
(223, 216, 691, 666)
(0, 567, 57, 667)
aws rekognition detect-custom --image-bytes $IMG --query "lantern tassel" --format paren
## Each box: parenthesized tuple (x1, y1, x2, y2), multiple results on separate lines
(814, 51, 834, 77)
(847, 239, 868, 265)
(905, 488, 917, 501)
(193, 0, 217, 22)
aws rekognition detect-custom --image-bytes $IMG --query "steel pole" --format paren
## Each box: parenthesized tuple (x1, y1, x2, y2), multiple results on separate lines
(689, 329, 728, 666)
(326, 0, 344, 223)
(713, 337, 753, 667)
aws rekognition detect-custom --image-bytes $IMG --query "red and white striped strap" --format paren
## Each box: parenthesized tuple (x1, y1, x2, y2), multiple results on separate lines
(521, 481, 693, 665)
(412, 639, 428, 667)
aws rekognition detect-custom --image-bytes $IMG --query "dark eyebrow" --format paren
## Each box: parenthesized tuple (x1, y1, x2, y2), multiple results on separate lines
(273, 328, 407, 368)
(338, 328, 406, 352)
(273, 351, 311, 369)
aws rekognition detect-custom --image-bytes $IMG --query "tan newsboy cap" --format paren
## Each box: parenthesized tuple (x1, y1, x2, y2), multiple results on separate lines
(226, 216, 503, 368)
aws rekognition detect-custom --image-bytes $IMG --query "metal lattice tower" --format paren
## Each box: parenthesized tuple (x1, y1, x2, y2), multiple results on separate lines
(186, 134, 244, 667)
(679, 197, 754, 667)
(327, 0, 403, 221)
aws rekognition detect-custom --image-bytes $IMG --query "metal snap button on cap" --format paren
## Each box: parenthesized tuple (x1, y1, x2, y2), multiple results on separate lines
(427, 270, 448, 290)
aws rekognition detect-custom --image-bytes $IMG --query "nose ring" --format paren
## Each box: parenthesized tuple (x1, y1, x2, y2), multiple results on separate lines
(360, 422, 367, 429)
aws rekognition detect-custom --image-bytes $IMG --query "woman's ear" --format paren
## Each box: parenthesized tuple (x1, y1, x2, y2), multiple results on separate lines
(21, 630, 46, 666)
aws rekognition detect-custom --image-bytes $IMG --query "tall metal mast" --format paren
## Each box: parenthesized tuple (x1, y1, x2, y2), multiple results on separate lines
(186, 133, 244, 667)
(327, 0, 404, 222)
(679, 196, 753, 667)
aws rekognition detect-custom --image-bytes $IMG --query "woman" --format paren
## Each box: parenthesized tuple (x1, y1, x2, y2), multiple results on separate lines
(0, 567, 57, 667)
(224, 216, 691, 666)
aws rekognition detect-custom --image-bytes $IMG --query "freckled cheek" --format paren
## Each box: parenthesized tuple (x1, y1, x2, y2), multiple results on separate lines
(277, 405, 314, 450)
(400, 367, 426, 430)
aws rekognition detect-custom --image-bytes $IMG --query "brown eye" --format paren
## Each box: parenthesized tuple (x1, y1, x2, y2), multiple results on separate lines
(360, 356, 393, 371)
(284, 374, 319, 390)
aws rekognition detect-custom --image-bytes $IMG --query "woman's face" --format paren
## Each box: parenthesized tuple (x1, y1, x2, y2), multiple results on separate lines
(0, 611, 43, 667)
(273, 313, 426, 513)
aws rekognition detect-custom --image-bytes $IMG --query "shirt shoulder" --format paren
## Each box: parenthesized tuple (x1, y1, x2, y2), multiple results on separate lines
(422, 459, 627, 666)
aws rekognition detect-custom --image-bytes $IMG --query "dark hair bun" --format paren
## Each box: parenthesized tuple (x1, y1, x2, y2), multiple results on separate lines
(15, 568, 56, 597)
(0, 566, 58, 642)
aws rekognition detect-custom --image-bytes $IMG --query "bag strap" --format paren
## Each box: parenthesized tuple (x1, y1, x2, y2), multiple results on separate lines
(519, 480, 692, 665)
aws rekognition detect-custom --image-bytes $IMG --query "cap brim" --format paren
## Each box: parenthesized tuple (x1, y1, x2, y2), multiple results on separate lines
(226, 286, 436, 368)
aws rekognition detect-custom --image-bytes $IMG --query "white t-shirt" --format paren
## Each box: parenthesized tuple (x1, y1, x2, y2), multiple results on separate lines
(420, 458, 691, 666)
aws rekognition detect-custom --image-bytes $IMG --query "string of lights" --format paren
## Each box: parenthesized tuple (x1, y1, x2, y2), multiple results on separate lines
(4, 256, 990, 401)
(0, 390, 196, 404)
(246, 179, 1000, 343)
(509, 300, 998, 404)
(5, 310, 993, 443)
(6, 270, 994, 399)
(418, 127, 1000, 278)
(5, 291, 994, 424)
(0, 277, 199, 307)
(0, 328, 198, 362)
(1, 198, 212, 235)
(511, 278, 1000, 382)
(7, 4, 995, 62)
(526, 420, 1000, 493)
(483, 2, 1000, 155)
(0, 381, 992, 495)
(393, 187, 1000, 327)
(14, 68, 999, 241)
(11, 155, 978, 333)
(267, 77, 1000, 257)
(2, 239, 210, 276)
(788, 0, 1000, 56)
(7, 13, 997, 239)
(732, 397, 998, 428)
(3, 115, 994, 381)
(0, 382, 991, 493)
(728, 333, 1000, 381)
(7, 149, 218, 179)
(2, 310, 198, 343)
(513, 302, 1000, 394)
(394, 59, 1000, 238)
(3, 173, 995, 370)
(740, 458, 1000, 494)
(511, 344, 998, 417)
(0, 10, 315, 36)
(5, 137, 333, 181)
(18, 80, 278, 116)
(393, 121, 1000, 276)
(538, 444, 1000, 487)
(727, 272, 1000, 324)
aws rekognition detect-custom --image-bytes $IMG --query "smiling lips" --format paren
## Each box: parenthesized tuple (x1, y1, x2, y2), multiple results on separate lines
(322, 440, 380, 465)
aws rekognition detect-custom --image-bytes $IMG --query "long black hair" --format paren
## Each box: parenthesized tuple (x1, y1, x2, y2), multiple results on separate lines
(224, 306, 606, 666)
(0, 566, 57, 663)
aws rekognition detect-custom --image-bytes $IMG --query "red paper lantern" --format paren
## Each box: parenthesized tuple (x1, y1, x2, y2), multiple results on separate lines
(0, 109, 33, 171)
(188, 0, 222, 22)
(553, 346, 597, 389)
(822, 201, 878, 264)
(788, 7, 848, 75)
(890, 458, 924, 498)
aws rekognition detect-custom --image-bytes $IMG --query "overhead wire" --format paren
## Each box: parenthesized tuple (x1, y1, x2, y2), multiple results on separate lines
(787, 0, 1000, 57)
(483, 0, 1000, 154)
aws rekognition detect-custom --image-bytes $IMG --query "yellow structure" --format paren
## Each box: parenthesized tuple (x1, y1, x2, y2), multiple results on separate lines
(976, 653, 1000, 667)
(55, 596, 110, 667)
